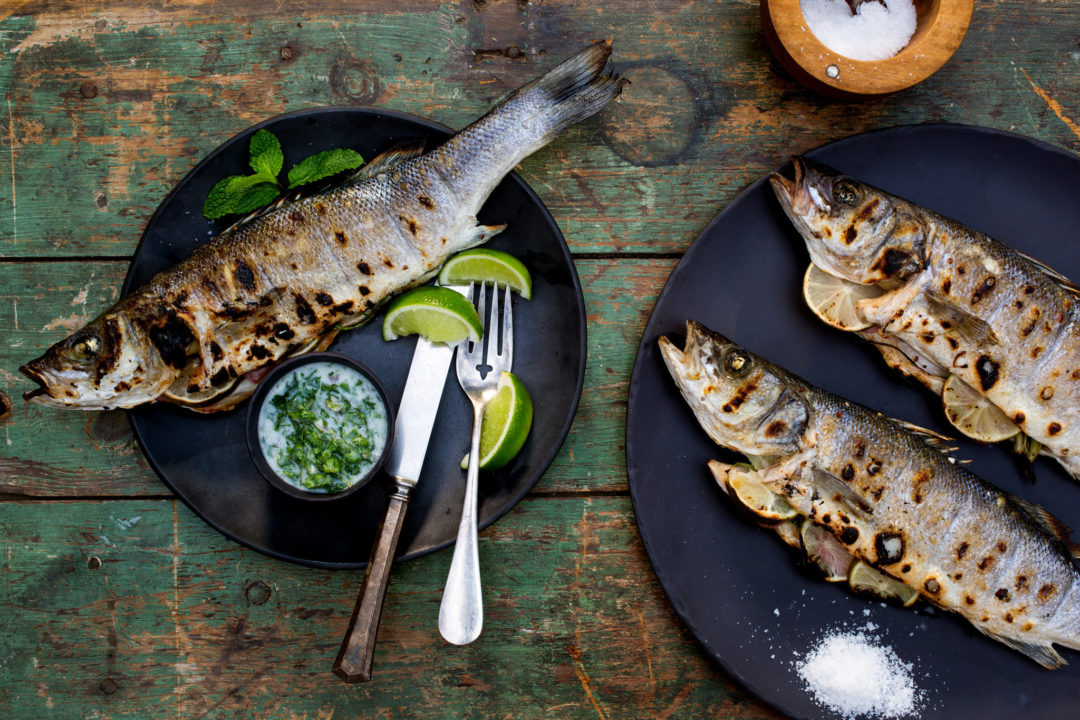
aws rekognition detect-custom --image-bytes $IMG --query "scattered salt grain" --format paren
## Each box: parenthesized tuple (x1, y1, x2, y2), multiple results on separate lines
(800, 0, 918, 61)
(795, 629, 921, 718)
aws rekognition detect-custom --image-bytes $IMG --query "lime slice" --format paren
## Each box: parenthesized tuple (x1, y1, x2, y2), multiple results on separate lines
(802, 263, 882, 332)
(721, 463, 797, 521)
(461, 371, 533, 470)
(848, 560, 919, 607)
(438, 249, 532, 299)
(382, 286, 483, 344)
(941, 374, 1019, 443)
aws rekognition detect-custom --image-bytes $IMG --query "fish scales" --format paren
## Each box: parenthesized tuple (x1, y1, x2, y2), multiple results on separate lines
(771, 158, 1080, 478)
(660, 320, 1080, 668)
(21, 42, 624, 411)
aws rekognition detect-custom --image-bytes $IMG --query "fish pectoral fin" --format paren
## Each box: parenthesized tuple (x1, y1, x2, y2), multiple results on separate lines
(924, 291, 1000, 346)
(349, 144, 425, 182)
(1007, 493, 1075, 547)
(1015, 249, 1080, 297)
(980, 630, 1066, 670)
(857, 327, 948, 395)
(812, 468, 874, 516)
(458, 222, 508, 248)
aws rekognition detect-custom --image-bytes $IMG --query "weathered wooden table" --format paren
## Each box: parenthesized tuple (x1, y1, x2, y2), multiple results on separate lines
(2, 2, 1078, 717)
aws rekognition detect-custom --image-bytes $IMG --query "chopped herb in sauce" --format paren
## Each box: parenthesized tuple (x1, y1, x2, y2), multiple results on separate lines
(257, 362, 388, 493)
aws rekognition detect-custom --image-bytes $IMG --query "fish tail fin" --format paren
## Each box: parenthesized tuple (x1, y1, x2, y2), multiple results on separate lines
(515, 40, 626, 145)
(428, 42, 624, 211)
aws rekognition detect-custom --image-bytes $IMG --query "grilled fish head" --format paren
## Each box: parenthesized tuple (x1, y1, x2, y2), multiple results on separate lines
(658, 321, 808, 457)
(769, 157, 929, 285)
(20, 311, 175, 409)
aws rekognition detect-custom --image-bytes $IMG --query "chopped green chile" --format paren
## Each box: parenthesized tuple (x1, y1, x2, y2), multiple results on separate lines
(257, 362, 388, 493)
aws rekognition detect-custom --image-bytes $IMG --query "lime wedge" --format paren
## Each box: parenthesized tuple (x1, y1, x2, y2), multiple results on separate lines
(438, 249, 532, 299)
(848, 560, 919, 607)
(802, 262, 882, 332)
(941, 373, 1019, 443)
(382, 286, 483, 344)
(461, 371, 533, 470)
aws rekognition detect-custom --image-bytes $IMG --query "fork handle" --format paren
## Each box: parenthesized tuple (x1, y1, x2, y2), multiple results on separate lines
(333, 480, 411, 682)
(438, 401, 484, 645)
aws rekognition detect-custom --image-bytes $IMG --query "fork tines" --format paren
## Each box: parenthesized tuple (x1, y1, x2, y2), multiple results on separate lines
(463, 282, 514, 376)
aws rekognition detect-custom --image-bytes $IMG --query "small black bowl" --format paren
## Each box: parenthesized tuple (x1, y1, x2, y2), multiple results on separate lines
(245, 352, 395, 502)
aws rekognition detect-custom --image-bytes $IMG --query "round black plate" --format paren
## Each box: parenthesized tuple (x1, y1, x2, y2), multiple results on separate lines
(123, 107, 585, 569)
(626, 125, 1080, 719)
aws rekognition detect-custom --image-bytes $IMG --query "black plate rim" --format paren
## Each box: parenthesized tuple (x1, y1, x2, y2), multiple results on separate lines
(626, 122, 1080, 717)
(122, 105, 587, 569)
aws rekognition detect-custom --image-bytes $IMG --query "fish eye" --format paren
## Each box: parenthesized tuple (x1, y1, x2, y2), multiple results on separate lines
(723, 349, 752, 378)
(833, 181, 858, 205)
(70, 333, 101, 360)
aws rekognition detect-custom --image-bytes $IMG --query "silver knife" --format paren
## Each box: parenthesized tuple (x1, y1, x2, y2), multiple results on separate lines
(332, 331, 456, 682)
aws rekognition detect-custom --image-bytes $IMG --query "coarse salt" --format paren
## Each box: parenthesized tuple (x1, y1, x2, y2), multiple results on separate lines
(795, 629, 922, 718)
(800, 0, 918, 61)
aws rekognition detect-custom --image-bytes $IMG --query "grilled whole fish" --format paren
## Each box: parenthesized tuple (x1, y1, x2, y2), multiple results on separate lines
(660, 320, 1080, 668)
(21, 43, 624, 411)
(770, 157, 1080, 478)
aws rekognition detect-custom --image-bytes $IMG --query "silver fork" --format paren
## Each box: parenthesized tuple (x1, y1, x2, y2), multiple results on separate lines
(438, 282, 514, 645)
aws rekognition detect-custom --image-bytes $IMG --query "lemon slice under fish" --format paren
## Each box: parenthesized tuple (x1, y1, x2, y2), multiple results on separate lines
(802, 263, 882, 332)
(724, 464, 797, 521)
(941, 373, 1020, 443)
(848, 560, 919, 607)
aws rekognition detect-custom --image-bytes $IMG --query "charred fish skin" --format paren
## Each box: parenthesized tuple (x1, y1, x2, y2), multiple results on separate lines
(659, 320, 1080, 668)
(770, 157, 1080, 479)
(20, 42, 625, 411)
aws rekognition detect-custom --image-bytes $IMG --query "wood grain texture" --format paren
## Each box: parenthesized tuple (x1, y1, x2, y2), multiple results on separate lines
(0, 496, 780, 719)
(1, 1, 1078, 717)
(0, 1, 1076, 258)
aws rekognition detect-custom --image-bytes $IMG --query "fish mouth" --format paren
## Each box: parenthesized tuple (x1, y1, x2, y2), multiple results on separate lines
(18, 363, 53, 402)
(769, 156, 812, 217)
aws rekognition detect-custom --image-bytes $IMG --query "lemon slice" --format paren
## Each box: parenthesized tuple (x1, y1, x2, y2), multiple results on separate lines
(941, 374, 1019, 443)
(724, 464, 797, 521)
(461, 371, 533, 471)
(382, 286, 483, 344)
(848, 560, 919, 607)
(438, 249, 532, 299)
(802, 263, 882, 332)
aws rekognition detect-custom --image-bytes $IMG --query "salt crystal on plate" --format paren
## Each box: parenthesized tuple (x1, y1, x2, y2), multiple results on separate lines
(795, 629, 922, 718)
(800, 0, 918, 61)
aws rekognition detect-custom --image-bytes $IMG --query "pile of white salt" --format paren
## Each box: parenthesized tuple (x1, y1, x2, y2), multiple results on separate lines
(800, 0, 918, 61)
(795, 629, 922, 718)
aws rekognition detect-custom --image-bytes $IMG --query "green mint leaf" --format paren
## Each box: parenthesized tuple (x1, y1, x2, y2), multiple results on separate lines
(202, 174, 281, 219)
(203, 174, 251, 219)
(287, 148, 365, 189)
(249, 128, 284, 181)
(228, 180, 283, 216)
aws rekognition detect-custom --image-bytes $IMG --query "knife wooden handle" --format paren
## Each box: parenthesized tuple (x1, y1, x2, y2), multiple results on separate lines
(333, 481, 411, 682)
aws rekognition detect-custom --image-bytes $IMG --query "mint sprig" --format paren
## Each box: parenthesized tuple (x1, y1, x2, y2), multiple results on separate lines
(202, 129, 365, 220)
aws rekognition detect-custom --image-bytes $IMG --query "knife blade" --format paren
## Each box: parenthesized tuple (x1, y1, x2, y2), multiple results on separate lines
(332, 334, 455, 682)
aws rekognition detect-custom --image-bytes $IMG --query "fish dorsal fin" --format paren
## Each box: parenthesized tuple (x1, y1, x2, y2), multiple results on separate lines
(1008, 493, 1075, 547)
(888, 416, 959, 454)
(219, 192, 299, 235)
(924, 292, 999, 346)
(1015, 250, 1080, 297)
(350, 144, 425, 182)
(812, 468, 873, 516)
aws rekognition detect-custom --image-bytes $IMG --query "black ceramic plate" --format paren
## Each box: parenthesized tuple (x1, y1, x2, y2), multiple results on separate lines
(123, 107, 585, 569)
(626, 125, 1080, 718)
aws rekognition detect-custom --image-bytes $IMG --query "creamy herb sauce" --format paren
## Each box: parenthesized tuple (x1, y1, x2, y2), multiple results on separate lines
(257, 362, 388, 493)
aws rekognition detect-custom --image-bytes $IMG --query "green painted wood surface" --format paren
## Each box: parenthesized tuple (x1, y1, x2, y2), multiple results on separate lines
(1, 1, 1078, 718)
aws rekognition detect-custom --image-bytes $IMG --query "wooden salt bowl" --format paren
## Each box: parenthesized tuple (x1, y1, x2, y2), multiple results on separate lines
(762, 0, 974, 98)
